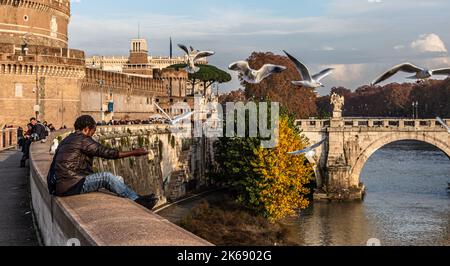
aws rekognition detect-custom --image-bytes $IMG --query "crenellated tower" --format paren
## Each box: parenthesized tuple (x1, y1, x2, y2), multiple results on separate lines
(0, 0, 71, 49)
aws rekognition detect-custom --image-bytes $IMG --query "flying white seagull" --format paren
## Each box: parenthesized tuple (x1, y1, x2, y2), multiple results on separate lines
(283, 50, 334, 89)
(178, 44, 215, 74)
(371, 63, 450, 86)
(153, 102, 196, 125)
(228, 61, 286, 84)
(288, 137, 328, 156)
(436, 117, 450, 133)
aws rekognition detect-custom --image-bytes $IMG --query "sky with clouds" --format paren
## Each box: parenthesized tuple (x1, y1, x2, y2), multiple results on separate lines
(69, 0, 450, 95)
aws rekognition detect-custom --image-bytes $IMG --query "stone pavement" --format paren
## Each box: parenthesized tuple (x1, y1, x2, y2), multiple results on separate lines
(0, 149, 39, 246)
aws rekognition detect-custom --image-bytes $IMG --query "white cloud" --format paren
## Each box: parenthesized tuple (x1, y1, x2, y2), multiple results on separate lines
(393, 45, 405, 50)
(411, 33, 448, 53)
(314, 46, 336, 52)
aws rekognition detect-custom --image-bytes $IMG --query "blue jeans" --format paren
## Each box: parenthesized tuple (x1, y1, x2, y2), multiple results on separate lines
(81, 172, 139, 201)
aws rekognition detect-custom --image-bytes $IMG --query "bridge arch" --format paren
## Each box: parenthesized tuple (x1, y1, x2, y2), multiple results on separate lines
(350, 133, 450, 185)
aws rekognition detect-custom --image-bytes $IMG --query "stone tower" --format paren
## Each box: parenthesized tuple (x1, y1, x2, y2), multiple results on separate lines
(123, 39, 153, 76)
(0, 0, 71, 49)
(0, 0, 86, 128)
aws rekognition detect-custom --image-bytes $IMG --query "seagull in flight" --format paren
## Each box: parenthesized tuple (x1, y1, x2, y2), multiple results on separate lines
(228, 61, 286, 84)
(153, 102, 196, 125)
(283, 50, 334, 89)
(436, 117, 450, 133)
(178, 44, 214, 74)
(288, 137, 328, 156)
(371, 63, 450, 86)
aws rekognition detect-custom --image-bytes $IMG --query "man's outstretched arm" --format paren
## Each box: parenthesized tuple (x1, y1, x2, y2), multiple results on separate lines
(83, 138, 149, 160)
(118, 148, 149, 159)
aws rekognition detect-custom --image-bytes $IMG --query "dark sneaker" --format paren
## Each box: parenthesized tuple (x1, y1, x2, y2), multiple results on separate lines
(135, 194, 159, 210)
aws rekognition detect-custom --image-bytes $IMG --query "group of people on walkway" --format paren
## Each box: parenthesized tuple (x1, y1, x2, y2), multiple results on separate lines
(18, 118, 49, 168)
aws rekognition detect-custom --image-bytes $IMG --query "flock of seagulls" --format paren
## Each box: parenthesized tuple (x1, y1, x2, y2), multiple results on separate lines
(177, 42, 450, 88)
(227, 50, 335, 89)
(174, 43, 450, 155)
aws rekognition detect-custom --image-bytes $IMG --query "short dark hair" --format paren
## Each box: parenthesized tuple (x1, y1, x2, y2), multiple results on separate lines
(30, 117, 36, 122)
(74, 115, 97, 131)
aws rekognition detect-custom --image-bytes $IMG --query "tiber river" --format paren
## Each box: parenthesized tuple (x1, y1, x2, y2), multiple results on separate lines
(160, 141, 450, 246)
(286, 140, 450, 246)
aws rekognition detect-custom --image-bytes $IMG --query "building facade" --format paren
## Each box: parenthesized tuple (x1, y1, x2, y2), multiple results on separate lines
(0, 0, 192, 128)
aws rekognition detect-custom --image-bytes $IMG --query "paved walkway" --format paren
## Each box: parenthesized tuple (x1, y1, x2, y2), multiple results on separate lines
(0, 149, 39, 246)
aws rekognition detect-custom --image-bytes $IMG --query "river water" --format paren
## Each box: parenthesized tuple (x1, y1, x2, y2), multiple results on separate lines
(159, 141, 450, 246)
(287, 141, 450, 246)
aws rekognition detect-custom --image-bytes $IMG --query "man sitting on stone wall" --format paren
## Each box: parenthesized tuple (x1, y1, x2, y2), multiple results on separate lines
(49, 115, 158, 210)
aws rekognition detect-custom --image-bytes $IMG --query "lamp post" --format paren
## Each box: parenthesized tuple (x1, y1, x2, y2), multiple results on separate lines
(412, 101, 419, 119)
(23, 32, 40, 120)
(98, 80, 105, 122)
(416, 101, 419, 119)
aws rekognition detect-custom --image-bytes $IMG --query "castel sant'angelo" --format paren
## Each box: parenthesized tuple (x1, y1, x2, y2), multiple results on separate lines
(0, 0, 205, 128)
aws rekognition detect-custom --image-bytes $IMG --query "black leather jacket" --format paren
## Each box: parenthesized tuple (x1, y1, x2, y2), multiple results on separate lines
(54, 131, 119, 196)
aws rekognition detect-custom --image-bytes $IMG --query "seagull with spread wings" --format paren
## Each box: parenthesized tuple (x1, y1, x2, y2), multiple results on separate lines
(436, 117, 450, 134)
(288, 137, 328, 156)
(228, 61, 286, 84)
(283, 50, 334, 89)
(178, 44, 215, 74)
(371, 63, 450, 86)
(153, 102, 196, 125)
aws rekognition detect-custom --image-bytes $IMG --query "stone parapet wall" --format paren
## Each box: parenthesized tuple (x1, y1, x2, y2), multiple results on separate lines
(29, 131, 212, 246)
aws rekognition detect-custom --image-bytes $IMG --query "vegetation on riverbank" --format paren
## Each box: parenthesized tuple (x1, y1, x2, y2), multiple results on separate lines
(179, 194, 298, 246)
(214, 113, 315, 221)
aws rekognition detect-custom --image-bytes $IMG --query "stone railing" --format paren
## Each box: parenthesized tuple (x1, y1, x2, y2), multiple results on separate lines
(295, 119, 330, 130)
(0, 128, 17, 151)
(29, 130, 212, 246)
(296, 118, 448, 131)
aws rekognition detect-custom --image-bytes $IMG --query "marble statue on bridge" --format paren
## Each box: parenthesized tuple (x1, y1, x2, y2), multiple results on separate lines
(331, 93, 345, 119)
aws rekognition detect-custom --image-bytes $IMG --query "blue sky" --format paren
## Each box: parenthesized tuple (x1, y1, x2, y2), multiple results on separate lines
(70, 0, 450, 95)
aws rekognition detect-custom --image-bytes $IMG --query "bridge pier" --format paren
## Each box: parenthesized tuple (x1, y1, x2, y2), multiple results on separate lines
(314, 165, 366, 201)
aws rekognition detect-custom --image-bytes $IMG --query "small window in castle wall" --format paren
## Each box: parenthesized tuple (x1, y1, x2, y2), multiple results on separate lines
(15, 84, 23, 98)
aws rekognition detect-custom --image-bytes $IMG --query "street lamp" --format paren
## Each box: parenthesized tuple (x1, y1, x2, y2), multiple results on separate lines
(412, 101, 419, 119)
(98, 79, 105, 122)
(415, 101, 419, 119)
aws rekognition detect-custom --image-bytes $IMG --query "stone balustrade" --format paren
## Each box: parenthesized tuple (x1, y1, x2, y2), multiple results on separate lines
(296, 118, 448, 131)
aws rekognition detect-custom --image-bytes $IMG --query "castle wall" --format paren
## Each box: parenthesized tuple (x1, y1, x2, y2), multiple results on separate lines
(0, 42, 85, 128)
(81, 68, 170, 121)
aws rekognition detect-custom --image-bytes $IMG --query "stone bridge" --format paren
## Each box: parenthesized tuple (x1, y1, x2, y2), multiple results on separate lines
(296, 96, 450, 201)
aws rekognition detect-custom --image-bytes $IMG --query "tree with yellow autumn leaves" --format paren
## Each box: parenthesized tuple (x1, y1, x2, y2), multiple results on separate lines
(214, 112, 315, 221)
